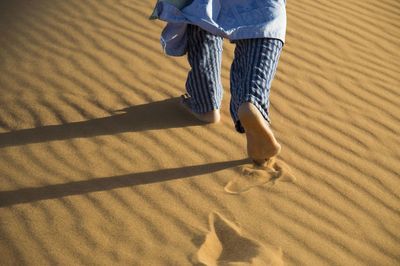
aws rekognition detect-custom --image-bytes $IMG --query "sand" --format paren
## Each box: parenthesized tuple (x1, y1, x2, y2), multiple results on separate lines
(0, 0, 399, 265)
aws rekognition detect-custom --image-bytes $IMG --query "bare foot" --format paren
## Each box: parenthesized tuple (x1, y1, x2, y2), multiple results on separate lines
(238, 102, 281, 165)
(180, 94, 220, 123)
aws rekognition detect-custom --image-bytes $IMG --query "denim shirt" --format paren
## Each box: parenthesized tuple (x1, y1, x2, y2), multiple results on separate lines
(151, 0, 287, 56)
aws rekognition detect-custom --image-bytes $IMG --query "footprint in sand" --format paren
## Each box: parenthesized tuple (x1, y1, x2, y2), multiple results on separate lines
(195, 212, 284, 266)
(224, 158, 296, 194)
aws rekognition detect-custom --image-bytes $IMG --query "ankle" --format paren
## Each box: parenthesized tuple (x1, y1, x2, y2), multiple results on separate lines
(238, 102, 260, 123)
(203, 110, 220, 123)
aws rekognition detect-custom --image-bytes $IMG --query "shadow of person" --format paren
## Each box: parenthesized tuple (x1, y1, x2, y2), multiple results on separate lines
(0, 158, 249, 207)
(0, 97, 205, 148)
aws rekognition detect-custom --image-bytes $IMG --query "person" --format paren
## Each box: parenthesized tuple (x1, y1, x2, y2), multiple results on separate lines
(151, 0, 287, 165)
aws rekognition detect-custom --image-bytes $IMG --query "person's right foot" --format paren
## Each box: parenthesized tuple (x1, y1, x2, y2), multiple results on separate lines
(238, 102, 281, 165)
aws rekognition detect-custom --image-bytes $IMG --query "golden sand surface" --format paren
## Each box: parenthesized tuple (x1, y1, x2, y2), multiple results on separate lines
(0, 0, 399, 265)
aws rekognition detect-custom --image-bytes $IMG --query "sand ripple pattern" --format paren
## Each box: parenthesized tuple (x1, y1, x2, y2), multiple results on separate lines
(0, 0, 399, 265)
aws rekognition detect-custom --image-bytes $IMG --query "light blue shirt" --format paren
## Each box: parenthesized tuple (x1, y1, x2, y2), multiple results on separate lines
(151, 0, 287, 56)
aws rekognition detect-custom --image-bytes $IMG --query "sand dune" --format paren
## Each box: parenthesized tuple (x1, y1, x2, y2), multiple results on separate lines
(0, 0, 399, 265)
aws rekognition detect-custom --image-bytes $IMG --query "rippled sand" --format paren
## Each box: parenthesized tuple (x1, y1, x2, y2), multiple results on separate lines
(0, 0, 399, 265)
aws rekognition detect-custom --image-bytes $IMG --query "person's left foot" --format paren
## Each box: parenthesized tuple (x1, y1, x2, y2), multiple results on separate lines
(180, 94, 220, 123)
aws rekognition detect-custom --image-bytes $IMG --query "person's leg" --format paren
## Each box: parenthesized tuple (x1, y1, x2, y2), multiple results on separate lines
(230, 38, 283, 164)
(182, 24, 223, 123)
